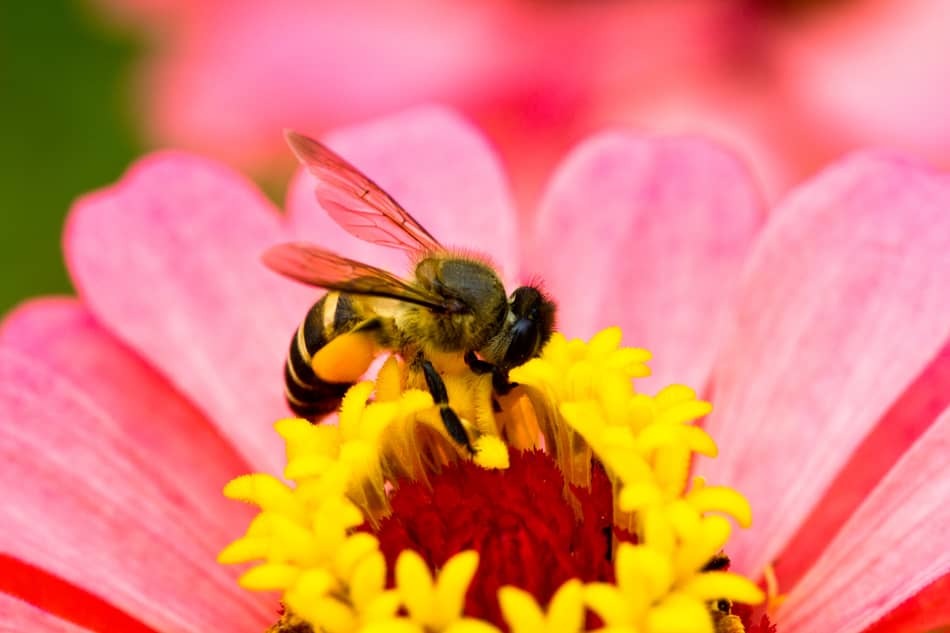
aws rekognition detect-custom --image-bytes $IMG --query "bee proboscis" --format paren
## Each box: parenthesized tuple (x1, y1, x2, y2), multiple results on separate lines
(265, 131, 556, 453)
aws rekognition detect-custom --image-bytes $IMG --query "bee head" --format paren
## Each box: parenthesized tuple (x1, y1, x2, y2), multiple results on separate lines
(497, 285, 556, 369)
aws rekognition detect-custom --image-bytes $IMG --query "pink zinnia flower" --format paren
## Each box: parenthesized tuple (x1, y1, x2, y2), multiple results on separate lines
(1, 108, 949, 631)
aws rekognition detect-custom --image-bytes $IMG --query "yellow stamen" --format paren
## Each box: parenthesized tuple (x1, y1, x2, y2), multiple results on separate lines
(499, 579, 584, 633)
(220, 328, 764, 633)
(396, 550, 482, 631)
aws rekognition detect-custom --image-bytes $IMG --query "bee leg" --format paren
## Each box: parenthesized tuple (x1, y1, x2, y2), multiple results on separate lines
(419, 357, 475, 455)
(491, 369, 517, 396)
(463, 351, 518, 396)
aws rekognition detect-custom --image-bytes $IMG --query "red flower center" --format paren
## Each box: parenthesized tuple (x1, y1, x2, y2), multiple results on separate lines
(371, 449, 775, 633)
(374, 450, 627, 626)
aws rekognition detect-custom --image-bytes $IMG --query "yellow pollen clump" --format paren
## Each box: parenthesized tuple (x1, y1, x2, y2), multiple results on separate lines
(312, 331, 379, 384)
(220, 328, 764, 633)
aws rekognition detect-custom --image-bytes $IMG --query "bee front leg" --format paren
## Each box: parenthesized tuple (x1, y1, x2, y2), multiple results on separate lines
(491, 369, 517, 396)
(463, 350, 493, 374)
(463, 351, 517, 396)
(418, 356, 475, 455)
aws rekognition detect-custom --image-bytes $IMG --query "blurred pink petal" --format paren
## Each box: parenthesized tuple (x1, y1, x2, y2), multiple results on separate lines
(100, 0, 734, 206)
(776, 0, 950, 164)
(527, 132, 764, 390)
(64, 152, 312, 472)
(95, 0, 950, 208)
(0, 593, 92, 633)
(778, 405, 950, 633)
(598, 75, 821, 201)
(0, 348, 272, 632)
(287, 107, 519, 280)
(701, 152, 950, 577)
(144, 1, 529, 168)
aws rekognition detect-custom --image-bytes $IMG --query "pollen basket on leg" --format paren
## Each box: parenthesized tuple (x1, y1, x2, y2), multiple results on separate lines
(310, 331, 378, 384)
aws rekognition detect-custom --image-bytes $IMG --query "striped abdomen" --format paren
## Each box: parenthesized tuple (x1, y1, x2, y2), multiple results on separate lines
(284, 292, 364, 419)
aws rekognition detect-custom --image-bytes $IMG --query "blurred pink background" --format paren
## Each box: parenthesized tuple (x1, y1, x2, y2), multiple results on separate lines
(98, 0, 950, 209)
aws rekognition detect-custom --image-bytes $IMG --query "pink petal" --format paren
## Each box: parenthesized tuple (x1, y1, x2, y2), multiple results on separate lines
(65, 152, 312, 472)
(700, 153, 950, 577)
(0, 297, 252, 539)
(0, 348, 272, 632)
(774, 339, 950, 587)
(0, 592, 94, 633)
(287, 106, 519, 281)
(133, 1, 728, 176)
(526, 132, 764, 391)
(862, 573, 950, 633)
(1, 555, 153, 632)
(595, 76, 825, 204)
(777, 405, 950, 633)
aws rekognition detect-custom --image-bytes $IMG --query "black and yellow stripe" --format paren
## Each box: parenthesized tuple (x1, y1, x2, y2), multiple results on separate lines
(284, 292, 363, 418)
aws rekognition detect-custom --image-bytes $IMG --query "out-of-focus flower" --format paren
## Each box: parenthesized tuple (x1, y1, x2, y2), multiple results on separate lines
(95, 0, 950, 205)
(588, 0, 950, 197)
(88, 0, 744, 206)
(2, 108, 949, 631)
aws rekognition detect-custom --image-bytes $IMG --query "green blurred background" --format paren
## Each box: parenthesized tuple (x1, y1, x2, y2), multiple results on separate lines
(0, 1, 142, 315)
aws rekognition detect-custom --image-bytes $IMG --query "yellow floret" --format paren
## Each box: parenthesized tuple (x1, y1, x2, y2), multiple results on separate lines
(510, 329, 651, 407)
(395, 550, 481, 631)
(220, 328, 765, 633)
(499, 580, 585, 633)
(584, 542, 763, 633)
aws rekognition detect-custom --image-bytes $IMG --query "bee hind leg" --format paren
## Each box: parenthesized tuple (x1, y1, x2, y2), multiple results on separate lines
(418, 357, 475, 455)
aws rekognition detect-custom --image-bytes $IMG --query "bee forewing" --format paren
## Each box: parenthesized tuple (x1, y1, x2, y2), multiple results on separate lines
(262, 242, 450, 312)
(285, 130, 444, 256)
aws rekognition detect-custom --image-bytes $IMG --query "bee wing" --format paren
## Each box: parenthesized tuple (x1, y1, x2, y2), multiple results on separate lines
(262, 242, 451, 312)
(285, 130, 444, 255)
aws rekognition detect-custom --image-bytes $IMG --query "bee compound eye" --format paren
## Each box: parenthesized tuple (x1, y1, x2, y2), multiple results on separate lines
(504, 319, 539, 367)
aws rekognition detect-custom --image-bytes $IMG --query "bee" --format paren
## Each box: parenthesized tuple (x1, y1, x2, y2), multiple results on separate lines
(264, 131, 556, 453)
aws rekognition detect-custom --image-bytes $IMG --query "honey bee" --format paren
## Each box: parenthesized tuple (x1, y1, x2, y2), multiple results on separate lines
(265, 131, 556, 453)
